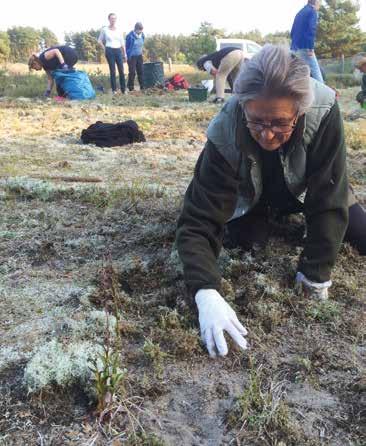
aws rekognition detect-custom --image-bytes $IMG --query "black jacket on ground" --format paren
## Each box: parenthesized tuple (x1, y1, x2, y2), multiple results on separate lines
(81, 120, 146, 147)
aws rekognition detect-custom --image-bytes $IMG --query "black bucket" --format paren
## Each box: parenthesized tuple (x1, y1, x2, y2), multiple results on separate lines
(143, 62, 164, 89)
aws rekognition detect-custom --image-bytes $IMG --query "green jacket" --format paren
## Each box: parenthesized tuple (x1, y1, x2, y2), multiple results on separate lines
(177, 84, 349, 295)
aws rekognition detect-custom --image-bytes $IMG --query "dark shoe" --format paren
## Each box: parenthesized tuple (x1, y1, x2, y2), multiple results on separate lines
(212, 97, 225, 104)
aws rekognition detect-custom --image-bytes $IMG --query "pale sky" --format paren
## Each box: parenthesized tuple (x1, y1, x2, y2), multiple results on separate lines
(1, 0, 366, 42)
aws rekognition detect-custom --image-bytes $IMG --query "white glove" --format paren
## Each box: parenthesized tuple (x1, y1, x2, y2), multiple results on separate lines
(203, 60, 214, 74)
(295, 272, 332, 300)
(195, 289, 248, 358)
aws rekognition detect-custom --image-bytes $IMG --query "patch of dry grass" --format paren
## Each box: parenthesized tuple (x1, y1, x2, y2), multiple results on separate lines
(0, 88, 365, 445)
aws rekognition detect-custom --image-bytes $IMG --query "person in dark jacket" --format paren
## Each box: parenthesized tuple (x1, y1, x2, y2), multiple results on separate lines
(177, 45, 366, 358)
(28, 46, 78, 97)
(355, 56, 366, 106)
(197, 47, 245, 103)
(291, 0, 323, 83)
(126, 22, 145, 92)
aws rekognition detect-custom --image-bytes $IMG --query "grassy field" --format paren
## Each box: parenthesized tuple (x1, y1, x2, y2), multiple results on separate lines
(0, 61, 359, 99)
(3, 62, 201, 76)
(0, 63, 209, 98)
(0, 74, 365, 445)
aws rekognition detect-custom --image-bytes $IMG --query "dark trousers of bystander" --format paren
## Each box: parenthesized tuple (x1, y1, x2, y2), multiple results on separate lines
(127, 55, 144, 91)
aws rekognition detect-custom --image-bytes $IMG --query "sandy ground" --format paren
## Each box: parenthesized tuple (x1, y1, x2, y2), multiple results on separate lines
(0, 89, 365, 446)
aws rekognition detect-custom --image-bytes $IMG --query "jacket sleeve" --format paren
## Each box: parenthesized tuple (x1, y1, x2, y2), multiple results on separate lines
(125, 33, 132, 56)
(298, 102, 349, 283)
(306, 9, 317, 49)
(176, 140, 240, 295)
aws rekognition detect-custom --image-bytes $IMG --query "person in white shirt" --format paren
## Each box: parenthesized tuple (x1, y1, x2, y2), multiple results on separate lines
(98, 13, 127, 94)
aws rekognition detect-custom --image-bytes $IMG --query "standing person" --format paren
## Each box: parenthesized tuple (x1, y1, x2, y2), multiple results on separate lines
(28, 46, 78, 97)
(291, 0, 324, 83)
(126, 22, 145, 92)
(355, 56, 366, 106)
(177, 45, 366, 358)
(98, 13, 126, 95)
(197, 48, 245, 104)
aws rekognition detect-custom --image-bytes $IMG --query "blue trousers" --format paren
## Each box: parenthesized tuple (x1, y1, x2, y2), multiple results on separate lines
(295, 49, 324, 83)
(105, 47, 126, 93)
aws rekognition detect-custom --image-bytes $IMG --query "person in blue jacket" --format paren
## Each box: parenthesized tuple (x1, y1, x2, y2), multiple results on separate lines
(291, 0, 324, 83)
(125, 23, 145, 91)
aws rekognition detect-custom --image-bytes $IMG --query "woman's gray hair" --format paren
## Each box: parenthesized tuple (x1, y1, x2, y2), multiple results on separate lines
(234, 44, 313, 114)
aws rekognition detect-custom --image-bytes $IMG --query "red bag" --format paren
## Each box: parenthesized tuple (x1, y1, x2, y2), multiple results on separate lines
(165, 82, 175, 91)
(165, 73, 189, 90)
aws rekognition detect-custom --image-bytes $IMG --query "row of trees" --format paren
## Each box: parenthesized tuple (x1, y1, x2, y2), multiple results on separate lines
(143, 26, 292, 64)
(0, 22, 288, 65)
(0, 0, 365, 64)
(0, 27, 58, 63)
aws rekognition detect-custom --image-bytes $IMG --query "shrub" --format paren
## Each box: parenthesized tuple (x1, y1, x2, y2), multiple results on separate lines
(326, 74, 360, 89)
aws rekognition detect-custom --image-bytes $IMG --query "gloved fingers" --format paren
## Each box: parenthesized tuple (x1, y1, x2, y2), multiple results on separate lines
(231, 316, 248, 336)
(213, 328, 228, 357)
(225, 323, 248, 351)
(294, 280, 307, 297)
(203, 328, 217, 358)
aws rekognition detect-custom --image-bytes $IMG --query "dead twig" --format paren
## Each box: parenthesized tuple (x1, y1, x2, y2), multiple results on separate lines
(31, 175, 103, 183)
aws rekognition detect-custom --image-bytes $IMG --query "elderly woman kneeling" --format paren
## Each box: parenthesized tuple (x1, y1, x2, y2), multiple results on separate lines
(176, 45, 366, 358)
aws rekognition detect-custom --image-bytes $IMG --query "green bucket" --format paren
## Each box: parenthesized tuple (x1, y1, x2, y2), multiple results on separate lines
(188, 87, 208, 102)
(361, 102, 366, 110)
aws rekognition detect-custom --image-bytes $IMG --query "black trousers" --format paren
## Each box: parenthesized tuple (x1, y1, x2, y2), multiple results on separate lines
(105, 47, 126, 93)
(345, 203, 366, 254)
(224, 202, 366, 256)
(127, 55, 144, 91)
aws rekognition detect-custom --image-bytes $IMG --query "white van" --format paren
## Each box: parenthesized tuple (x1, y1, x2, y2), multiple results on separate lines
(215, 39, 262, 59)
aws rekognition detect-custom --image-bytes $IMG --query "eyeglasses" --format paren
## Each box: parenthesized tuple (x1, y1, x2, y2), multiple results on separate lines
(244, 111, 299, 134)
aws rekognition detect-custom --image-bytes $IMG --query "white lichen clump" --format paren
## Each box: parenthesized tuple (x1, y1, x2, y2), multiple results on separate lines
(0, 346, 26, 372)
(255, 272, 280, 296)
(23, 339, 103, 392)
(68, 310, 118, 340)
(2, 177, 69, 201)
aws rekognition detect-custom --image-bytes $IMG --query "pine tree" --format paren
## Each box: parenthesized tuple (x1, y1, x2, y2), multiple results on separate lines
(7, 27, 40, 62)
(317, 0, 364, 58)
(0, 31, 10, 63)
(40, 28, 58, 50)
